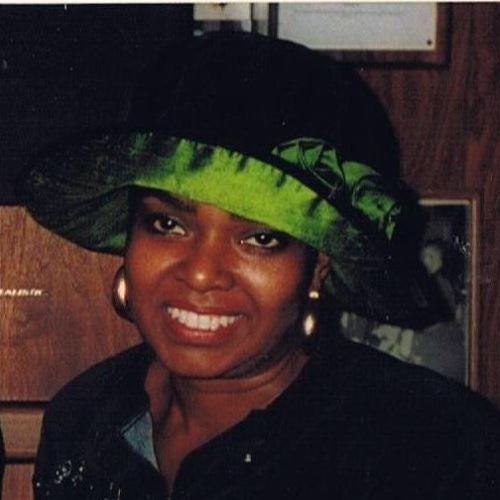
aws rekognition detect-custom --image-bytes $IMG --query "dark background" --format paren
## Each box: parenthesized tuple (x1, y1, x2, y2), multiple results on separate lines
(0, 4, 193, 202)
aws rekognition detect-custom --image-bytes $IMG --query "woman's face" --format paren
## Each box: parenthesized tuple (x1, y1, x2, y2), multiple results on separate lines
(125, 191, 330, 380)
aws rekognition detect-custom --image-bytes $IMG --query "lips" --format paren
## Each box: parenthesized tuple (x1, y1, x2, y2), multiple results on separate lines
(167, 306, 241, 332)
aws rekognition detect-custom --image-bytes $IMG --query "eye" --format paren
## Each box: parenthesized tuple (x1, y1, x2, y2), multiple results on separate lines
(145, 214, 186, 236)
(241, 231, 288, 250)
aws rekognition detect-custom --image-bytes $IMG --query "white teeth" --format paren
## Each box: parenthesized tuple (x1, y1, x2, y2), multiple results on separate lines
(167, 307, 239, 331)
(210, 316, 219, 330)
(199, 315, 211, 330)
(186, 311, 197, 329)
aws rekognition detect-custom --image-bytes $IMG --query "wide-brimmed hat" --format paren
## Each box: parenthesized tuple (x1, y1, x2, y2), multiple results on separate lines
(20, 32, 448, 328)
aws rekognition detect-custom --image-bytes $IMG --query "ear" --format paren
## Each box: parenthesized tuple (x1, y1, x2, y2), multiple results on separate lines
(310, 252, 331, 292)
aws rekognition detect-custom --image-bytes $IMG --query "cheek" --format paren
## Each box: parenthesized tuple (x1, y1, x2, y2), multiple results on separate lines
(243, 256, 311, 315)
(124, 238, 165, 297)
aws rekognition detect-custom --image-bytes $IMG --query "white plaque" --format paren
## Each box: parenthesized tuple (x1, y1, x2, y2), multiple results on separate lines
(277, 3, 438, 52)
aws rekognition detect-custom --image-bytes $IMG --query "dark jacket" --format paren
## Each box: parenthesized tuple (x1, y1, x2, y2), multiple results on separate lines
(0, 425, 5, 498)
(33, 337, 500, 499)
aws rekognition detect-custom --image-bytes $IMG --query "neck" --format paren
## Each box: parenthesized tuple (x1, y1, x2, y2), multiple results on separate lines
(179, 349, 307, 418)
(146, 348, 308, 431)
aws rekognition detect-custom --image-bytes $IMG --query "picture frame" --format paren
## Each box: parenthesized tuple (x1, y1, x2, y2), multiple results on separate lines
(270, 3, 451, 66)
(340, 193, 479, 387)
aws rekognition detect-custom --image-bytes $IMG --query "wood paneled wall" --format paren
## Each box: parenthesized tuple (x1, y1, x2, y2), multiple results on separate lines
(360, 4, 500, 407)
(0, 208, 141, 402)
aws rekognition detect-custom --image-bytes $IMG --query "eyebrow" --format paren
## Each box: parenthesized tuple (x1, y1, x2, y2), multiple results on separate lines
(160, 192, 197, 213)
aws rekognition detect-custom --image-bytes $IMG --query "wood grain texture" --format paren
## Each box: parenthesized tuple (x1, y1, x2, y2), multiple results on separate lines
(0, 407, 42, 460)
(464, 4, 500, 404)
(2, 464, 34, 500)
(0, 206, 141, 401)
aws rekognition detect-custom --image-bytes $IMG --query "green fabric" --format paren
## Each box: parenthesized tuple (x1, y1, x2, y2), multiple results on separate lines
(22, 133, 433, 325)
(23, 134, 401, 258)
(271, 138, 402, 241)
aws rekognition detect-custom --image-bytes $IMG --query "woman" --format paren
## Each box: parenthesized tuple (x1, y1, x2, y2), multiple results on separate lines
(21, 32, 500, 499)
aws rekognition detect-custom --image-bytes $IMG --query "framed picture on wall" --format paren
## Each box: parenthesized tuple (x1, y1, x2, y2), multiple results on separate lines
(270, 3, 451, 65)
(340, 193, 479, 387)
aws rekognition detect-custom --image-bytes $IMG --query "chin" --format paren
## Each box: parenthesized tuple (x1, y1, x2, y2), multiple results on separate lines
(151, 344, 243, 380)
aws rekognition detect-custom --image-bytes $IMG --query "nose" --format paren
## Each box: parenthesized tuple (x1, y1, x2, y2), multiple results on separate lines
(175, 235, 234, 292)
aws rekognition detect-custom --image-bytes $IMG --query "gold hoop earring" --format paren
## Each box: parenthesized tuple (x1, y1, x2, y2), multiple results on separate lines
(112, 265, 133, 322)
(303, 289, 320, 339)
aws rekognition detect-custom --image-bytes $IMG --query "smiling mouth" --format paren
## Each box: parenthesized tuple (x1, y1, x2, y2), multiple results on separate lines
(167, 307, 241, 331)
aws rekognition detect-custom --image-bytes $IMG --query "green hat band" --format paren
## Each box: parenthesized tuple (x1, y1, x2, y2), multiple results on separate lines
(23, 134, 403, 260)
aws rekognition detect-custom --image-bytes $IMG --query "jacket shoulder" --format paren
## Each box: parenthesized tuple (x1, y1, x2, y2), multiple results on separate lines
(41, 343, 153, 439)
